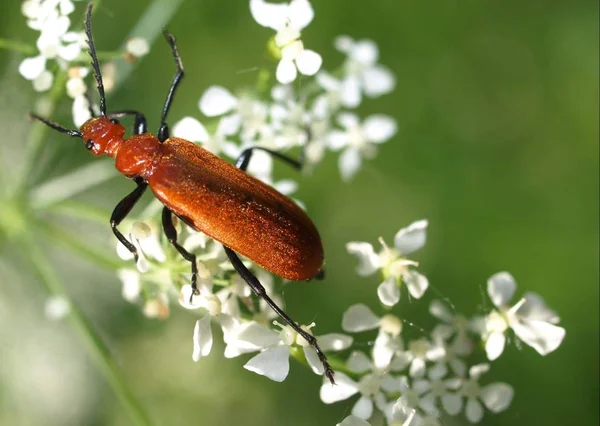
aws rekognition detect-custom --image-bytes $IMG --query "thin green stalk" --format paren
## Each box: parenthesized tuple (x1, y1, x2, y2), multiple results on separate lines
(20, 234, 154, 426)
(0, 38, 36, 54)
(36, 220, 127, 270)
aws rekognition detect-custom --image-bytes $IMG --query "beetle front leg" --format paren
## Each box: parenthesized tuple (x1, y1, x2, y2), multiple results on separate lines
(161, 207, 199, 298)
(110, 179, 148, 261)
(223, 246, 335, 384)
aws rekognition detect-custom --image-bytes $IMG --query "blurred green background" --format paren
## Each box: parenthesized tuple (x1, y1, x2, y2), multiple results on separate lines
(0, 0, 598, 425)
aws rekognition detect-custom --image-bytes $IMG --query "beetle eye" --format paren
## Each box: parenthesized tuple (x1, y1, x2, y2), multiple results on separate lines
(86, 140, 94, 150)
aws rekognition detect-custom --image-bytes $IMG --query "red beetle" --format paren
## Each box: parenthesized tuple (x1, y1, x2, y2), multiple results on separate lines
(31, 4, 333, 383)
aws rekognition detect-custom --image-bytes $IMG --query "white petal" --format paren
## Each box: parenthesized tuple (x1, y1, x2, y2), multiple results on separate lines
(441, 393, 462, 415)
(236, 322, 281, 348)
(327, 130, 350, 151)
(244, 346, 290, 382)
(59, 0, 75, 15)
(126, 37, 150, 57)
(44, 295, 70, 320)
(273, 179, 298, 195)
(518, 292, 561, 323)
(72, 95, 92, 127)
(303, 347, 324, 374)
(338, 112, 360, 130)
(199, 86, 238, 117)
(346, 242, 379, 276)
(288, 0, 314, 30)
(409, 358, 426, 378)
(362, 114, 397, 143)
(58, 42, 81, 61)
(33, 70, 53, 92)
(428, 362, 448, 380)
(276, 58, 298, 84)
(172, 117, 209, 143)
(347, 351, 372, 373)
(296, 49, 322, 76)
(403, 270, 429, 299)
(216, 113, 241, 136)
(362, 65, 396, 97)
(334, 35, 354, 53)
(249, 0, 288, 30)
(485, 332, 506, 361)
(336, 415, 372, 426)
(469, 363, 490, 380)
(342, 304, 380, 332)
(192, 314, 213, 361)
(372, 332, 395, 370)
(419, 392, 437, 415)
(394, 219, 428, 254)
(512, 320, 566, 355)
(341, 76, 362, 108)
(320, 372, 359, 403)
(377, 276, 400, 307)
(350, 40, 379, 65)
(465, 398, 484, 423)
(481, 383, 514, 413)
(339, 147, 362, 181)
(118, 269, 141, 302)
(487, 272, 517, 307)
(352, 396, 374, 420)
(429, 300, 454, 323)
(318, 333, 353, 351)
(19, 55, 46, 80)
(316, 71, 341, 91)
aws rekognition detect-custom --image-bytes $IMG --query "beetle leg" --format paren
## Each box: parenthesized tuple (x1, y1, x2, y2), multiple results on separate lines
(158, 29, 184, 142)
(236, 147, 302, 172)
(223, 246, 335, 384)
(161, 207, 200, 299)
(107, 110, 148, 135)
(110, 179, 148, 262)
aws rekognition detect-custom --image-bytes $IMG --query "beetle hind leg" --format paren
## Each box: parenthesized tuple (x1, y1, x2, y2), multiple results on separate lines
(223, 246, 335, 384)
(161, 207, 199, 299)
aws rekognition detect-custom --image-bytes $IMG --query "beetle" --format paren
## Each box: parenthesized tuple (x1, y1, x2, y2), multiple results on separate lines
(30, 4, 334, 383)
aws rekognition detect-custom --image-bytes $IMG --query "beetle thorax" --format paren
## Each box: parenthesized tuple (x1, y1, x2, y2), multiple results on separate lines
(114, 134, 161, 179)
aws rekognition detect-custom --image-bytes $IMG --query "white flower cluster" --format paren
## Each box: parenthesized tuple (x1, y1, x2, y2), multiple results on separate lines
(321, 223, 566, 426)
(115, 210, 565, 426)
(173, 0, 397, 183)
(18, 0, 150, 126)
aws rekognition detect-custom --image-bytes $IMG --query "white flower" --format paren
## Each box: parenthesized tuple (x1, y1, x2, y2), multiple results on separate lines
(429, 299, 473, 359)
(394, 338, 445, 379)
(334, 35, 396, 107)
(411, 363, 462, 416)
(328, 113, 397, 181)
(19, 0, 86, 92)
(197, 85, 271, 144)
(455, 363, 514, 423)
(172, 115, 240, 157)
(237, 321, 348, 382)
(126, 37, 150, 58)
(44, 295, 70, 320)
(320, 368, 398, 420)
(250, 0, 322, 83)
(480, 272, 565, 360)
(346, 220, 428, 306)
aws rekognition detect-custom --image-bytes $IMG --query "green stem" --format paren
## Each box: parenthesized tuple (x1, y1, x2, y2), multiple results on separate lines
(0, 38, 36, 55)
(20, 234, 154, 426)
(36, 220, 127, 270)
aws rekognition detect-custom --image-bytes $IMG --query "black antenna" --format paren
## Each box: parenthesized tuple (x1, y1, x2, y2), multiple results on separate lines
(85, 3, 106, 116)
(29, 114, 82, 138)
